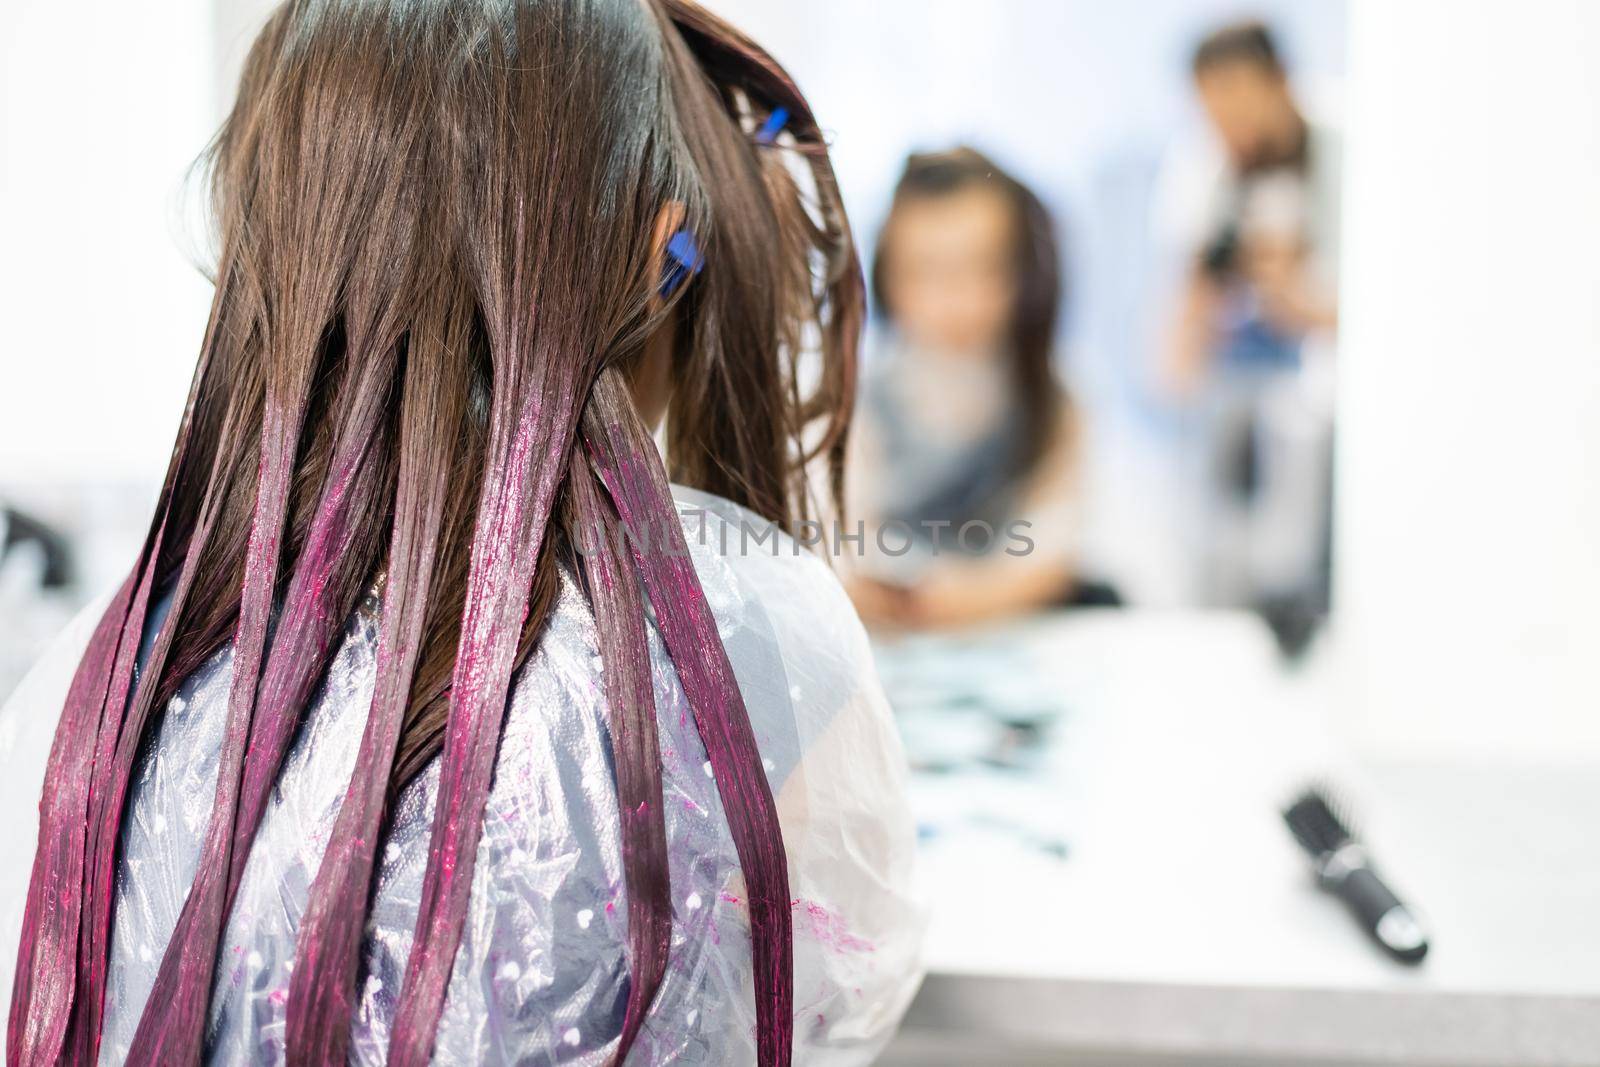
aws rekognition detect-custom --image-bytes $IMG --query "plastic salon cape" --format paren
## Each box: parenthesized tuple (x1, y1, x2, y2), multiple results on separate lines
(0, 487, 923, 1065)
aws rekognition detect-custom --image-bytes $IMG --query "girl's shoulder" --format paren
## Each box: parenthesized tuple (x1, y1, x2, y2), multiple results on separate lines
(666, 485, 876, 732)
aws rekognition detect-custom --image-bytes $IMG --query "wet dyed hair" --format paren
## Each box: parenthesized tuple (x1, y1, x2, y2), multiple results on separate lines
(870, 146, 1064, 485)
(7, 2, 860, 1065)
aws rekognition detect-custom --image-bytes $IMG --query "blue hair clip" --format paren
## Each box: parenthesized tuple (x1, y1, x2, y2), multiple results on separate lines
(658, 229, 704, 298)
(755, 106, 789, 145)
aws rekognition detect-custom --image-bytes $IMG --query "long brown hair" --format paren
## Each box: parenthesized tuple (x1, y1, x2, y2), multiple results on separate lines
(870, 146, 1063, 483)
(7, 3, 860, 1066)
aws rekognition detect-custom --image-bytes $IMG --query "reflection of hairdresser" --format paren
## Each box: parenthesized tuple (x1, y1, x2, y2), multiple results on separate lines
(847, 148, 1117, 629)
(1161, 20, 1340, 388)
(1156, 20, 1339, 617)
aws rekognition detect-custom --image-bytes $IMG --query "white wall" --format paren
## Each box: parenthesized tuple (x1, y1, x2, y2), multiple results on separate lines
(0, 0, 217, 490)
(698, 0, 1346, 239)
(1336, 0, 1600, 762)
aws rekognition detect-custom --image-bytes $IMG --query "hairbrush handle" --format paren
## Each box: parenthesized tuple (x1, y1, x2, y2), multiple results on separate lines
(1321, 854, 1429, 964)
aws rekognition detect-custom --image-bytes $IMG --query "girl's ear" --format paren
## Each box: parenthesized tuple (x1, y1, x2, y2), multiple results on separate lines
(648, 200, 690, 312)
(632, 201, 689, 430)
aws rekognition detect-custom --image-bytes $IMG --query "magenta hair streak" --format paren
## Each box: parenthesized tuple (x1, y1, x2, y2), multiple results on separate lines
(125, 350, 397, 1065)
(381, 183, 591, 1065)
(584, 370, 795, 1067)
(122, 392, 310, 1065)
(287, 297, 461, 1066)
(8, 266, 236, 1067)
(570, 458, 672, 1063)
(6, 572, 135, 1067)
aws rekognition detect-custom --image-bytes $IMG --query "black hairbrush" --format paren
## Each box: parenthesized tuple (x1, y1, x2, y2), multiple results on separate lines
(1283, 786, 1429, 964)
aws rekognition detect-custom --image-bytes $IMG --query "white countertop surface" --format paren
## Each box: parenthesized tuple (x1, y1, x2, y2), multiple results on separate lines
(882, 611, 1600, 1066)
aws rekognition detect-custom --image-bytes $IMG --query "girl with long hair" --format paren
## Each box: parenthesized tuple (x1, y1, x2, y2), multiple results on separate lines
(0, 1, 920, 1063)
(848, 148, 1110, 629)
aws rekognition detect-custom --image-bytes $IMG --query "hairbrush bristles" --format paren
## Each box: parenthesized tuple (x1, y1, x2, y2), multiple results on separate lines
(1283, 785, 1355, 858)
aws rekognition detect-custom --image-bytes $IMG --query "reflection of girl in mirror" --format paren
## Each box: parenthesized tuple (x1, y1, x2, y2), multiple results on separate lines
(848, 148, 1115, 629)
(0, 2, 921, 1064)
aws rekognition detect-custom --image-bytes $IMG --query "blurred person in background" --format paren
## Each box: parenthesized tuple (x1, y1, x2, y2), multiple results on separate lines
(847, 148, 1118, 629)
(1156, 19, 1340, 641)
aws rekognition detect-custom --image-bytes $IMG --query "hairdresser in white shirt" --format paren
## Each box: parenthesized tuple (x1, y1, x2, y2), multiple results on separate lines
(1155, 19, 1340, 623)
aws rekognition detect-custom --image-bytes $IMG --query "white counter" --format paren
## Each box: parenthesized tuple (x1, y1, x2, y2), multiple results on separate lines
(880, 611, 1600, 1066)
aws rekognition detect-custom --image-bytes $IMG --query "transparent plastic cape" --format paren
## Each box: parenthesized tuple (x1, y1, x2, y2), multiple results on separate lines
(0, 487, 923, 1065)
